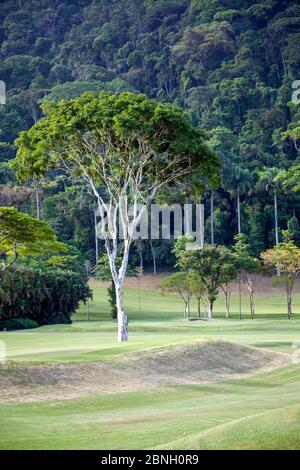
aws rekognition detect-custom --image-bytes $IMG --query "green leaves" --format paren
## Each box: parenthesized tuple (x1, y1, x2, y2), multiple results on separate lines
(262, 239, 300, 277)
(160, 271, 191, 299)
(0, 206, 66, 269)
(11, 91, 220, 197)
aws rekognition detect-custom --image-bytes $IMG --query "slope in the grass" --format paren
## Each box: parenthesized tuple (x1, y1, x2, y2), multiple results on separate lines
(0, 341, 287, 403)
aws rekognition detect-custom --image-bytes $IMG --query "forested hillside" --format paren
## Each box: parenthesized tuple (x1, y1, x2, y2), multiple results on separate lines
(1, 0, 300, 267)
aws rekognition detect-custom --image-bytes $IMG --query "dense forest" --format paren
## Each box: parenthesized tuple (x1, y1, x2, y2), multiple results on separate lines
(1, 0, 300, 269)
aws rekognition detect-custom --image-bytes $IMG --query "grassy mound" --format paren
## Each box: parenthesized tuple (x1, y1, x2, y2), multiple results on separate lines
(0, 341, 286, 404)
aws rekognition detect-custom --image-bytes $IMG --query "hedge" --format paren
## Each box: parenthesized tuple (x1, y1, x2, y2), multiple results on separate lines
(0, 318, 39, 330)
(0, 268, 92, 325)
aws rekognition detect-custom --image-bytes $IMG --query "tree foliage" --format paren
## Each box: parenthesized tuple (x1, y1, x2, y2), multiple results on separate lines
(0, 267, 92, 325)
(262, 233, 300, 318)
(1, 0, 300, 269)
(0, 206, 65, 270)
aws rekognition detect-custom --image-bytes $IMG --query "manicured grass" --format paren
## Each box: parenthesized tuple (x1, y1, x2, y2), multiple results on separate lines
(1, 366, 300, 449)
(2, 283, 300, 362)
(1, 282, 300, 449)
(2, 317, 300, 362)
(75, 283, 300, 322)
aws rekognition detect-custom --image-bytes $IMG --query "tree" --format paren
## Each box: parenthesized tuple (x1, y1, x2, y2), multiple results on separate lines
(1, 0, 299, 278)
(40, 181, 96, 261)
(191, 245, 225, 320)
(207, 126, 239, 245)
(12, 92, 219, 341)
(275, 166, 300, 192)
(176, 241, 228, 320)
(246, 204, 266, 258)
(219, 248, 238, 318)
(282, 120, 300, 152)
(0, 267, 91, 326)
(0, 206, 65, 271)
(228, 165, 253, 234)
(258, 167, 281, 247)
(188, 272, 207, 318)
(262, 232, 300, 319)
(288, 215, 300, 246)
(233, 234, 261, 319)
(160, 272, 193, 319)
(172, 21, 235, 69)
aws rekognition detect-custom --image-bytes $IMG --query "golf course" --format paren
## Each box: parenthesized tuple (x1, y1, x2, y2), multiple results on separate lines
(1, 0, 300, 456)
(1, 277, 300, 450)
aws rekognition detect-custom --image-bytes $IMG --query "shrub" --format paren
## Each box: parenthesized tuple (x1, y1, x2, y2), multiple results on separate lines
(0, 267, 92, 325)
(0, 318, 39, 331)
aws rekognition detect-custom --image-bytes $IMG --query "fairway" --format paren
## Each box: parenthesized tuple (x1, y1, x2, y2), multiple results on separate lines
(1, 280, 300, 450)
(1, 0, 300, 457)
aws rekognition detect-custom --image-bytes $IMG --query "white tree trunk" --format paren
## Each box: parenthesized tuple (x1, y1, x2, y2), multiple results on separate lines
(101, 196, 145, 342)
(225, 287, 231, 318)
(115, 281, 128, 342)
(187, 296, 191, 318)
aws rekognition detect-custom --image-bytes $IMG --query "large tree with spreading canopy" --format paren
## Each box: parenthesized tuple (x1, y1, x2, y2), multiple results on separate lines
(11, 91, 219, 341)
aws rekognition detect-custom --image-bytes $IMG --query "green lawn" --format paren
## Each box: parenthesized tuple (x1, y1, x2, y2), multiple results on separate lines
(1, 282, 300, 449)
(76, 283, 300, 322)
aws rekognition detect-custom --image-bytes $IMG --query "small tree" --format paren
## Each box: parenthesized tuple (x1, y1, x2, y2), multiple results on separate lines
(219, 248, 238, 318)
(173, 235, 195, 316)
(233, 234, 261, 319)
(176, 242, 227, 320)
(258, 167, 281, 247)
(262, 232, 300, 319)
(188, 273, 207, 318)
(160, 272, 193, 319)
(175, 238, 244, 319)
(0, 206, 65, 271)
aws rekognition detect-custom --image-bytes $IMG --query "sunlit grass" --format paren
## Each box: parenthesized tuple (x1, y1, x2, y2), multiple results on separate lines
(1, 282, 300, 449)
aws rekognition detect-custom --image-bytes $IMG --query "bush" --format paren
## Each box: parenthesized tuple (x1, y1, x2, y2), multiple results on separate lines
(0, 318, 39, 331)
(0, 268, 92, 325)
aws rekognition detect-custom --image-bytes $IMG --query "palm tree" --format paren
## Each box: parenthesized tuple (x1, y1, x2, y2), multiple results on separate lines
(228, 165, 253, 234)
(258, 167, 281, 247)
(210, 189, 214, 245)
